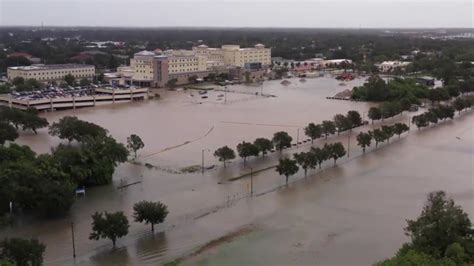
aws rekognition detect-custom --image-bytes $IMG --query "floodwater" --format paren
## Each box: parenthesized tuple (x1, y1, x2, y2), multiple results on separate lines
(1, 76, 473, 265)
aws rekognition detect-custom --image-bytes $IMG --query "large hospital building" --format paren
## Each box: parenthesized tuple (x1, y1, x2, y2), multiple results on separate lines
(107, 44, 271, 88)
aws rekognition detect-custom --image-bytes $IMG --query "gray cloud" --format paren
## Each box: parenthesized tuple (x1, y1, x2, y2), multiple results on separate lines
(1, 0, 472, 28)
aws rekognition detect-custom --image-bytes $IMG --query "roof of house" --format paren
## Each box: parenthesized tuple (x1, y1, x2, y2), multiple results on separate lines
(8, 52, 33, 58)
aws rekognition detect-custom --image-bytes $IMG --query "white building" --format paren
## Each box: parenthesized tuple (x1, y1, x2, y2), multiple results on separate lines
(377, 61, 411, 72)
(7, 64, 95, 82)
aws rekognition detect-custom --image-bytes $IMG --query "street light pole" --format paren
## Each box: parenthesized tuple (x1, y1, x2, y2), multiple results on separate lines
(201, 149, 210, 174)
(71, 222, 76, 258)
(224, 86, 227, 104)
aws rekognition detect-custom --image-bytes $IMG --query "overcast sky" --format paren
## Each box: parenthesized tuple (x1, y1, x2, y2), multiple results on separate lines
(0, 0, 473, 28)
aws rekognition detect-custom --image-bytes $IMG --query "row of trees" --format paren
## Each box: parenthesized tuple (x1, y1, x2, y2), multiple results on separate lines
(214, 132, 292, 167)
(357, 123, 410, 150)
(378, 191, 474, 265)
(412, 98, 472, 129)
(277, 122, 410, 186)
(277, 142, 347, 185)
(213, 110, 364, 167)
(90, 200, 168, 248)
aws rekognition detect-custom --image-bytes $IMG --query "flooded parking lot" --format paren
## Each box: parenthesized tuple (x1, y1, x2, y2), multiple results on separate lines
(2, 75, 473, 265)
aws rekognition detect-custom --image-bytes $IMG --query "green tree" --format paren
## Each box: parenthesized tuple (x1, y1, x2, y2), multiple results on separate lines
(133, 200, 168, 233)
(334, 114, 350, 135)
(0, 238, 45, 266)
(405, 191, 473, 258)
(304, 123, 322, 144)
(377, 249, 455, 266)
(311, 147, 328, 169)
(89, 211, 129, 248)
(12, 77, 25, 86)
(79, 78, 91, 87)
(253, 138, 273, 156)
(356, 132, 372, 153)
(21, 110, 49, 134)
(371, 129, 388, 147)
(0, 122, 18, 146)
(126, 134, 144, 158)
(272, 131, 293, 153)
(64, 74, 75, 86)
(293, 151, 316, 177)
(324, 142, 346, 165)
(321, 120, 336, 139)
(276, 158, 299, 186)
(49, 116, 108, 142)
(347, 110, 362, 128)
(453, 98, 465, 114)
(213, 146, 236, 167)
(52, 135, 128, 186)
(412, 114, 429, 129)
(236, 141, 259, 164)
(393, 123, 409, 138)
(381, 125, 395, 143)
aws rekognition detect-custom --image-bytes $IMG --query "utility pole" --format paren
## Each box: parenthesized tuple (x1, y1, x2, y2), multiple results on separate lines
(201, 149, 210, 174)
(224, 86, 227, 104)
(347, 133, 351, 158)
(296, 128, 300, 148)
(71, 222, 76, 258)
(250, 167, 253, 196)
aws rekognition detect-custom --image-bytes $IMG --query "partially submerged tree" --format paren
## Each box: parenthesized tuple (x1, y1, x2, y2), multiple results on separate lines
(276, 158, 299, 186)
(127, 134, 145, 158)
(311, 147, 328, 169)
(89, 211, 129, 248)
(347, 110, 362, 128)
(236, 141, 259, 164)
(293, 151, 316, 177)
(272, 131, 293, 153)
(371, 129, 388, 147)
(304, 123, 322, 143)
(393, 123, 410, 138)
(253, 138, 273, 156)
(324, 142, 346, 165)
(368, 107, 382, 124)
(213, 146, 236, 167)
(356, 132, 372, 153)
(321, 120, 336, 139)
(133, 200, 169, 233)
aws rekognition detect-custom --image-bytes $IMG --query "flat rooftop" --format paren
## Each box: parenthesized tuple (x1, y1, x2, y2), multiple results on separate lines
(8, 64, 95, 71)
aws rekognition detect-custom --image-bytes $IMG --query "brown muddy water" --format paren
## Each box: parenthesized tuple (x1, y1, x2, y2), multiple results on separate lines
(1, 76, 473, 265)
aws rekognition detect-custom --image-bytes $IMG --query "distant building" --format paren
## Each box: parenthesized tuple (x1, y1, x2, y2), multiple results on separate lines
(376, 61, 411, 72)
(193, 44, 271, 68)
(7, 64, 95, 82)
(106, 43, 271, 88)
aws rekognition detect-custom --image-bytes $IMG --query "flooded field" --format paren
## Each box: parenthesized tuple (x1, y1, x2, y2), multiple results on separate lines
(1, 75, 473, 265)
